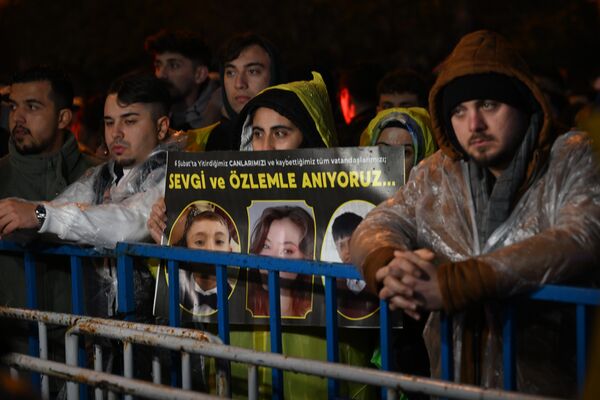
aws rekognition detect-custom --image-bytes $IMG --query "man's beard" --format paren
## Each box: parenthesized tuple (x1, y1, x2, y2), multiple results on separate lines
(115, 157, 136, 168)
(467, 133, 517, 170)
(11, 126, 43, 155)
(161, 80, 186, 102)
(468, 147, 515, 170)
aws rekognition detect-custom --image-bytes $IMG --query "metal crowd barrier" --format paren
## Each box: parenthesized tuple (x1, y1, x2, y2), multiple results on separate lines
(0, 308, 552, 400)
(0, 239, 598, 400)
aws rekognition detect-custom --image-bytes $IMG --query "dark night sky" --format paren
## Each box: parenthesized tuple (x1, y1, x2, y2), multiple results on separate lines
(0, 0, 599, 95)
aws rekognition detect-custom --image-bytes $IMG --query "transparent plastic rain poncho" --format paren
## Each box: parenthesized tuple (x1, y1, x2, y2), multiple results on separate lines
(37, 140, 183, 317)
(39, 141, 182, 249)
(350, 30, 600, 397)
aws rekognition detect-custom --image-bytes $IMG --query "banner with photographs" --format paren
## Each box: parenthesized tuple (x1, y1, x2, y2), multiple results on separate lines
(154, 146, 405, 327)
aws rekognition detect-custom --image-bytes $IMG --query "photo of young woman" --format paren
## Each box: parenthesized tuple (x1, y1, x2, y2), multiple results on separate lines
(170, 203, 240, 319)
(246, 204, 315, 319)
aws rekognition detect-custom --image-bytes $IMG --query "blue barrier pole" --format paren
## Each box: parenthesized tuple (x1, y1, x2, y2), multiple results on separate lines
(24, 252, 40, 391)
(70, 256, 85, 315)
(115, 244, 135, 321)
(167, 260, 180, 328)
(70, 255, 88, 400)
(379, 299, 392, 399)
(167, 259, 181, 388)
(268, 269, 283, 400)
(216, 264, 230, 345)
(440, 313, 453, 382)
(502, 305, 515, 390)
(576, 304, 587, 388)
(324, 276, 339, 398)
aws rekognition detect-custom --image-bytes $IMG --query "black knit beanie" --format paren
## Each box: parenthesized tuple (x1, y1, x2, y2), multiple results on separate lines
(442, 72, 532, 118)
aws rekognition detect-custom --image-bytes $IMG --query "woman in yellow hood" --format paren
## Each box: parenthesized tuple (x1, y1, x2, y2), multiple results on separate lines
(361, 107, 436, 176)
(238, 71, 337, 151)
(229, 72, 374, 399)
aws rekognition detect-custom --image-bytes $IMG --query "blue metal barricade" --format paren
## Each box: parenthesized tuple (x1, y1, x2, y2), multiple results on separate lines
(1, 239, 598, 399)
(439, 285, 600, 393)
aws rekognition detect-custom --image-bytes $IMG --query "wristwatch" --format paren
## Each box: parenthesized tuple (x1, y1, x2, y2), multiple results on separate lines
(35, 204, 46, 227)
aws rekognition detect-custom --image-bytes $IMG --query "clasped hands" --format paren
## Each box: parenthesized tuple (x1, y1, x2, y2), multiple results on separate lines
(375, 248, 443, 320)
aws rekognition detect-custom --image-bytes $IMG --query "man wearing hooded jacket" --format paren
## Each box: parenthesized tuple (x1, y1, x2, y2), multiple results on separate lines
(351, 30, 600, 397)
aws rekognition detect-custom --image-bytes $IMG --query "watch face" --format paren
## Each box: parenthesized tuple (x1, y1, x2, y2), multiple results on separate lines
(35, 205, 46, 225)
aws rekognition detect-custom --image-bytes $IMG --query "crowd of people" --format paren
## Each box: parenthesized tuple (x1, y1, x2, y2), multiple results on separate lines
(0, 27, 599, 399)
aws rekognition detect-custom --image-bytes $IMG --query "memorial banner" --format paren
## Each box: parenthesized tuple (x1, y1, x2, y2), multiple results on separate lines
(155, 146, 406, 327)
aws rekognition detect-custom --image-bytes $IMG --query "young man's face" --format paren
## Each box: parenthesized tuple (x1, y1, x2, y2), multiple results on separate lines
(103, 94, 168, 167)
(8, 80, 69, 155)
(451, 99, 528, 176)
(251, 107, 303, 151)
(154, 52, 206, 101)
(223, 44, 271, 114)
(377, 92, 420, 112)
(334, 235, 352, 264)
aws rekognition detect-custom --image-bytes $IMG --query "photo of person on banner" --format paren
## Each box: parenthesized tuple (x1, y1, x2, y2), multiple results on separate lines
(246, 203, 315, 318)
(320, 200, 380, 321)
(331, 211, 380, 319)
(170, 202, 240, 319)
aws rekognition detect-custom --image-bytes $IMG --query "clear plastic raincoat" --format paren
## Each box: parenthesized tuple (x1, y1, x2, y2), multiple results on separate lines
(351, 30, 600, 397)
(39, 142, 179, 249)
(37, 141, 181, 318)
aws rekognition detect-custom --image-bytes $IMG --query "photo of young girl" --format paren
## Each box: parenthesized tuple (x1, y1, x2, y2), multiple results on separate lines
(169, 202, 240, 319)
(246, 203, 315, 319)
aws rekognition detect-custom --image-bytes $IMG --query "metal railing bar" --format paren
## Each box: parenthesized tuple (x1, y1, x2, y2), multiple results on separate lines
(93, 345, 104, 400)
(116, 242, 363, 279)
(248, 364, 258, 400)
(123, 341, 134, 400)
(167, 259, 180, 328)
(65, 320, 557, 400)
(576, 304, 587, 388)
(152, 354, 162, 385)
(527, 285, 600, 306)
(0, 240, 112, 258)
(3, 353, 220, 400)
(267, 269, 283, 399)
(38, 321, 49, 400)
(0, 307, 221, 344)
(215, 264, 230, 345)
(65, 331, 80, 400)
(181, 352, 191, 390)
(324, 275, 340, 398)
(502, 306, 515, 391)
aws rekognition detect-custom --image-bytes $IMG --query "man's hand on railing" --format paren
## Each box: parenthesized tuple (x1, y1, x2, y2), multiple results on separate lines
(147, 197, 167, 244)
(376, 248, 442, 320)
(0, 199, 39, 236)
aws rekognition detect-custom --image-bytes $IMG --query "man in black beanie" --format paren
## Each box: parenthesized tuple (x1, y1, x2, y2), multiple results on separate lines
(441, 72, 534, 176)
(351, 30, 600, 397)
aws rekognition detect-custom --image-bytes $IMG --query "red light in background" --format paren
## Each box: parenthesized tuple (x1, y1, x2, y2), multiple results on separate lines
(339, 87, 356, 125)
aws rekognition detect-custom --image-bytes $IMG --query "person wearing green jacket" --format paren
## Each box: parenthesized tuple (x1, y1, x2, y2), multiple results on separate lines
(0, 66, 96, 311)
(231, 72, 376, 399)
